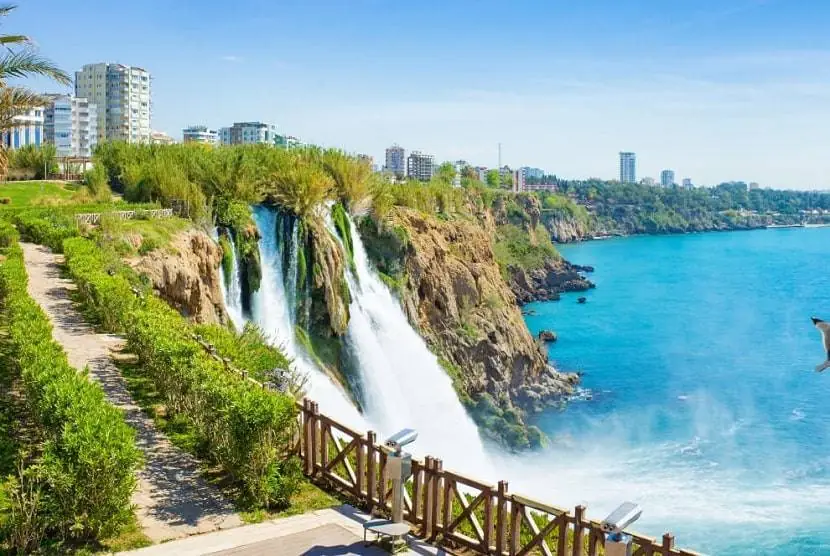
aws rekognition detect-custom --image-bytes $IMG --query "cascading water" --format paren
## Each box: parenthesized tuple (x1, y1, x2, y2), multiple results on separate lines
(337, 212, 493, 478)
(249, 206, 366, 429)
(217, 231, 245, 331)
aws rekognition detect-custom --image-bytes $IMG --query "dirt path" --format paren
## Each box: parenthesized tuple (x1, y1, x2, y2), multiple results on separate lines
(20, 242, 242, 543)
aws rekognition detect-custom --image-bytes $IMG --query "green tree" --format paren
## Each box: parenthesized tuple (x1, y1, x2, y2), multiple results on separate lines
(0, 5, 71, 179)
(485, 169, 500, 188)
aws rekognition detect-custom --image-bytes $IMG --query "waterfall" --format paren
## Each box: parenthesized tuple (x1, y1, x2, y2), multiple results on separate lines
(249, 206, 366, 429)
(218, 231, 245, 331)
(337, 212, 493, 477)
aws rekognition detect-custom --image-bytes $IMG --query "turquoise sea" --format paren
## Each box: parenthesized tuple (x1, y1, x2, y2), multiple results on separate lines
(523, 228, 830, 555)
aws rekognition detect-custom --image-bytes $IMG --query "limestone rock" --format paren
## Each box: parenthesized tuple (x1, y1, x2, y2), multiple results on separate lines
(131, 230, 228, 325)
(538, 330, 557, 342)
(383, 208, 577, 422)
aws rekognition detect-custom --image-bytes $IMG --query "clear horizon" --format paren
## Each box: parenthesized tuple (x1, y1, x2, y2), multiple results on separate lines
(11, 0, 830, 189)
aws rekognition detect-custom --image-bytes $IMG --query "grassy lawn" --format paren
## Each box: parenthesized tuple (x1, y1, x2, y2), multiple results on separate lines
(97, 215, 192, 255)
(0, 181, 77, 206)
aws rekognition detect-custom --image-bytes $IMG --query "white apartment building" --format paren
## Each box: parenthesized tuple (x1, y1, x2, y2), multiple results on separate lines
(406, 151, 434, 181)
(0, 107, 44, 150)
(43, 94, 97, 158)
(183, 125, 218, 144)
(385, 144, 406, 177)
(75, 63, 151, 144)
(218, 121, 277, 145)
(619, 151, 636, 183)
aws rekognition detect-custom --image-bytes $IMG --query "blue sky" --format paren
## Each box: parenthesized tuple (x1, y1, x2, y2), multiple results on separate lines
(11, 0, 830, 188)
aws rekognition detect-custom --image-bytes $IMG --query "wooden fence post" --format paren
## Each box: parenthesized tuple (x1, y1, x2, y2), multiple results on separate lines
(496, 480, 508, 555)
(320, 419, 329, 471)
(309, 402, 319, 476)
(662, 533, 675, 556)
(483, 485, 493, 553)
(356, 435, 365, 500)
(366, 431, 376, 513)
(572, 505, 585, 556)
(509, 495, 520, 556)
(429, 459, 443, 542)
(303, 399, 313, 475)
(423, 456, 434, 538)
(411, 459, 422, 526)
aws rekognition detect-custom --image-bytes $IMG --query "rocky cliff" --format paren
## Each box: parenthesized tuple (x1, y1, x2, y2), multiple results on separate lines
(360, 208, 578, 448)
(131, 230, 229, 325)
(543, 213, 590, 243)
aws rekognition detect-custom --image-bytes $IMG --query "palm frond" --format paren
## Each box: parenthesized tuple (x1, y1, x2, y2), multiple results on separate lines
(0, 5, 18, 18)
(0, 86, 46, 130)
(0, 49, 70, 85)
(0, 34, 31, 46)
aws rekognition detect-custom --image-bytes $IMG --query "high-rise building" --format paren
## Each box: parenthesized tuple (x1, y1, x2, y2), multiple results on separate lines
(0, 107, 44, 150)
(43, 94, 97, 158)
(619, 152, 636, 183)
(512, 168, 526, 192)
(660, 169, 675, 187)
(522, 167, 545, 180)
(75, 63, 151, 143)
(406, 151, 434, 181)
(182, 125, 218, 144)
(749, 182, 760, 190)
(218, 122, 277, 145)
(385, 144, 406, 177)
(682, 178, 693, 189)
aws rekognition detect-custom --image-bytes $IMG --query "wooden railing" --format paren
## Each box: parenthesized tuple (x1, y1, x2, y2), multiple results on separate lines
(297, 399, 702, 556)
(74, 208, 173, 225)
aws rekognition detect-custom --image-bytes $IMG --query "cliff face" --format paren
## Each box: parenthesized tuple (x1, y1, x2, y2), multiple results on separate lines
(131, 230, 229, 325)
(363, 208, 578, 447)
(543, 213, 590, 243)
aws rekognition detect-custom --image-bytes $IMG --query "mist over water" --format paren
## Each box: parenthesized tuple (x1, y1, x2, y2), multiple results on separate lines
(520, 228, 830, 554)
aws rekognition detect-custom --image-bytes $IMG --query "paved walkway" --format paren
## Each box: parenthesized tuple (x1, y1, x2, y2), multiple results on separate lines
(120, 505, 445, 556)
(21, 243, 242, 543)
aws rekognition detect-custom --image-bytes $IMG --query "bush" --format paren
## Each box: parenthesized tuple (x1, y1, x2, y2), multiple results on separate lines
(0, 245, 141, 544)
(0, 220, 19, 248)
(63, 237, 301, 508)
(0, 197, 10, 205)
(13, 209, 79, 252)
(82, 164, 112, 202)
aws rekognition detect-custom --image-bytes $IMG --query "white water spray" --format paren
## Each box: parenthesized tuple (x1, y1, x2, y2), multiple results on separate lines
(216, 230, 245, 330)
(250, 206, 366, 430)
(337, 212, 493, 478)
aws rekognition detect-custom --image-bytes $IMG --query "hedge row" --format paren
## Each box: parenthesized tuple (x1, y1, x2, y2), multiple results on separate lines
(0, 243, 141, 546)
(13, 209, 79, 252)
(62, 237, 301, 507)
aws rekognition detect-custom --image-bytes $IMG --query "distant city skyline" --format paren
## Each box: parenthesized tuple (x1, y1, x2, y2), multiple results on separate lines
(9, 0, 830, 189)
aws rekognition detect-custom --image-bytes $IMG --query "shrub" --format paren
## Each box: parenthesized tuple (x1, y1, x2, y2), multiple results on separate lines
(0, 197, 10, 205)
(0, 220, 19, 248)
(13, 209, 79, 252)
(63, 237, 300, 508)
(0, 245, 141, 543)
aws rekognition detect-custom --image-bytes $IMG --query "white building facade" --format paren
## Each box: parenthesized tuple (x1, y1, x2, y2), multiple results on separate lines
(406, 151, 434, 181)
(385, 144, 406, 177)
(182, 125, 218, 144)
(75, 63, 151, 144)
(43, 94, 97, 158)
(619, 151, 636, 183)
(0, 107, 44, 150)
(218, 122, 277, 145)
